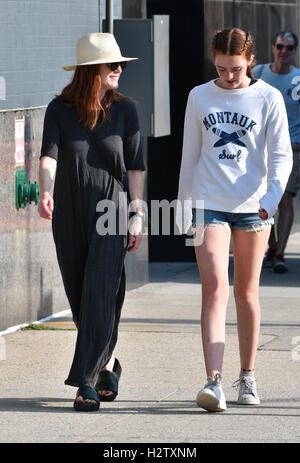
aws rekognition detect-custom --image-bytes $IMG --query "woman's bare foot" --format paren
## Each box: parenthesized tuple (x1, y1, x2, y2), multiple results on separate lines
(74, 385, 99, 409)
(75, 395, 97, 405)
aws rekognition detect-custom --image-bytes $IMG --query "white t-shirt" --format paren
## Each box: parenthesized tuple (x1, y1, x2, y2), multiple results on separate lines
(177, 79, 293, 234)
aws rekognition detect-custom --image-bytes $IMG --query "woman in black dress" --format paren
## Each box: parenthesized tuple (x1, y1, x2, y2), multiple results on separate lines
(38, 33, 145, 411)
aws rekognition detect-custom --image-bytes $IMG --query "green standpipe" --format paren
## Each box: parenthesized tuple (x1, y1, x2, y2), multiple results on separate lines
(15, 169, 39, 210)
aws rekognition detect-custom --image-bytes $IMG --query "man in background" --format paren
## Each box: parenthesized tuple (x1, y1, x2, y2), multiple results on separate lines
(253, 31, 300, 273)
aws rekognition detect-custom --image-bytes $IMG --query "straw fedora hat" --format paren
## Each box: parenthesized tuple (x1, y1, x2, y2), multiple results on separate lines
(62, 33, 138, 71)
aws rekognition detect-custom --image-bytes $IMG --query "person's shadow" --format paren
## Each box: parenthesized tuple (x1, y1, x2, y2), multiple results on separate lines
(0, 397, 74, 413)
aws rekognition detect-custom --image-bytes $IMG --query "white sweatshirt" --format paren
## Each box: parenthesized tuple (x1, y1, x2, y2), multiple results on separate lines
(177, 79, 293, 234)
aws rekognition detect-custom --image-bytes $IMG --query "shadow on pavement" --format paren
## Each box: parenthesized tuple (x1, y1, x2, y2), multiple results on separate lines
(0, 397, 299, 417)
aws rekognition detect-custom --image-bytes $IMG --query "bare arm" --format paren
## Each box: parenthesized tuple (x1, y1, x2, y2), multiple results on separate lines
(38, 156, 57, 220)
(127, 170, 144, 252)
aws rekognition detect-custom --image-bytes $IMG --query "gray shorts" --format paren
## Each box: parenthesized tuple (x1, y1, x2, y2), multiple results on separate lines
(286, 143, 300, 195)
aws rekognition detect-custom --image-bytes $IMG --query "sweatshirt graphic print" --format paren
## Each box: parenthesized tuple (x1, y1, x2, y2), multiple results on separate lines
(177, 79, 293, 234)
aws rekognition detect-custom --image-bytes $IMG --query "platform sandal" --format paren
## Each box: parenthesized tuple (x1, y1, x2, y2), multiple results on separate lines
(73, 385, 100, 412)
(95, 358, 122, 402)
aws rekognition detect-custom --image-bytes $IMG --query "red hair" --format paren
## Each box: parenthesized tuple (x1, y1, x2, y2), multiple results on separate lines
(211, 28, 255, 77)
(57, 64, 126, 129)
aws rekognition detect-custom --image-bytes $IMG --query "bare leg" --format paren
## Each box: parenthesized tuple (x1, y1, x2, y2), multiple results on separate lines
(232, 227, 270, 370)
(194, 225, 231, 378)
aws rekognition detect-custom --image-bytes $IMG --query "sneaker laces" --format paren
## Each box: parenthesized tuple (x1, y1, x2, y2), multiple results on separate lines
(232, 375, 256, 395)
(206, 372, 221, 387)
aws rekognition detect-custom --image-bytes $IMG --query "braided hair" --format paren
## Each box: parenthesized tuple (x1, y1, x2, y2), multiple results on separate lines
(212, 28, 255, 78)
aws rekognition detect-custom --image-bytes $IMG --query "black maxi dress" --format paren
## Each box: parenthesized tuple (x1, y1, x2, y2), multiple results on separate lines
(40, 97, 145, 388)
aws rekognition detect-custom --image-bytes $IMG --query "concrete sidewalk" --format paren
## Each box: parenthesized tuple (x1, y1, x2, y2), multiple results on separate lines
(0, 235, 300, 444)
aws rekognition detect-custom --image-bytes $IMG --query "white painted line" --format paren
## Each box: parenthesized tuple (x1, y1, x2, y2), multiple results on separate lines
(0, 309, 72, 337)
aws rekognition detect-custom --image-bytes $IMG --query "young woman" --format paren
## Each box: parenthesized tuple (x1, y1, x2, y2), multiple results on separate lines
(177, 28, 292, 412)
(38, 33, 145, 411)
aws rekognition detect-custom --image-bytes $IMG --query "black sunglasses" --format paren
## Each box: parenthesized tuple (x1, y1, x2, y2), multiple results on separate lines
(108, 62, 127, 71)
(276, 44, 295, 51)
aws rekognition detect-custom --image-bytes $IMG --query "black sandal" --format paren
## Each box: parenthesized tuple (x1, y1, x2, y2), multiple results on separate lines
(73, 385, 100, 411)
(95, 358, 122, 402)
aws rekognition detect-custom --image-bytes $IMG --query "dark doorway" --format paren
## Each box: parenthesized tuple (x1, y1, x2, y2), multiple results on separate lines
(146, 0, 205, 261)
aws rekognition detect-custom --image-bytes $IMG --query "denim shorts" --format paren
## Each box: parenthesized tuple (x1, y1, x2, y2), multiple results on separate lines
(191, 208, 274, 233)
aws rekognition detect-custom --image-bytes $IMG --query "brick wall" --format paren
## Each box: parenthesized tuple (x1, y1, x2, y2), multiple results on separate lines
(0, 0, 122, 110)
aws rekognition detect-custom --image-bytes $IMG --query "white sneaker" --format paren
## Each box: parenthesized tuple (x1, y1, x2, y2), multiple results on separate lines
(196, 373, 227, 412)
(233, 371, 260, 405)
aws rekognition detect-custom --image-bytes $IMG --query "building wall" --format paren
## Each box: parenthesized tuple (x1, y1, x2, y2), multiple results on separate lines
(0, 0, 149, 333)
(0, 0, 98, 110)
